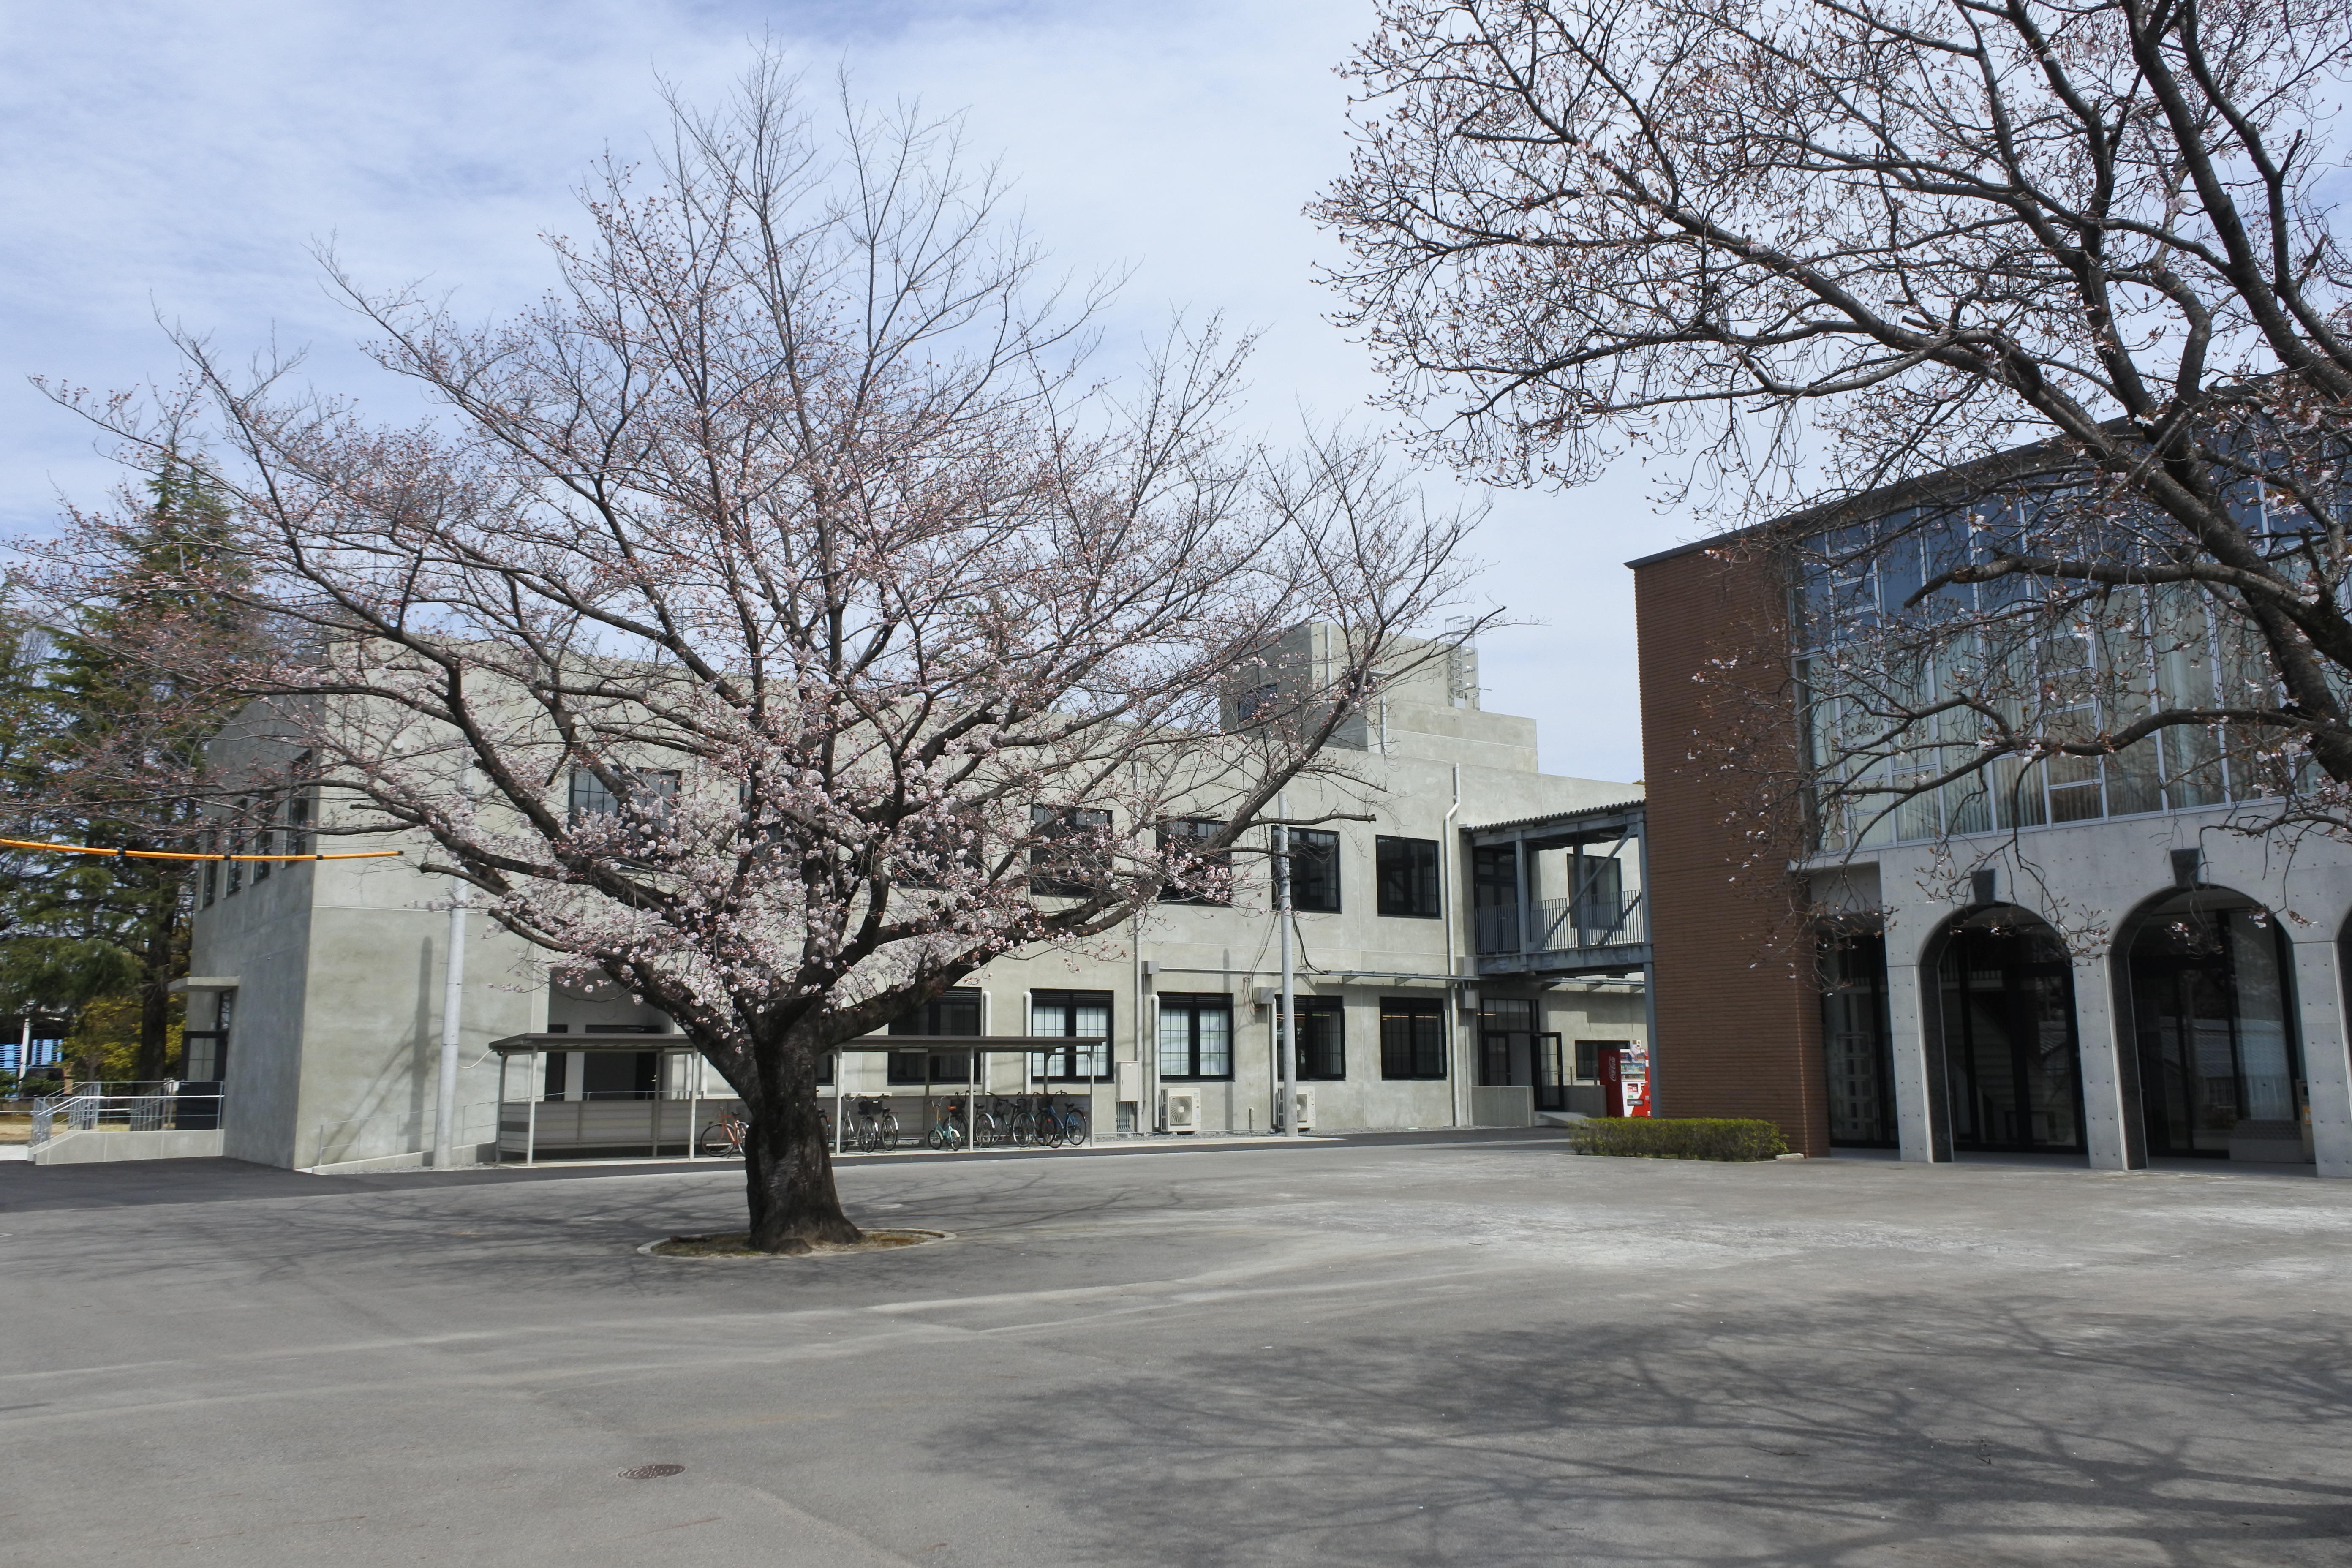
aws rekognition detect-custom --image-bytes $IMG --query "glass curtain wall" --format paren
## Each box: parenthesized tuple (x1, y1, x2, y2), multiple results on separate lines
(1797, 495, 2271, 852)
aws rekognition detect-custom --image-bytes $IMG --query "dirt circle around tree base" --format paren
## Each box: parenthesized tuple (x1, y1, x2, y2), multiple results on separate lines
(636, 1228, 953, 1260)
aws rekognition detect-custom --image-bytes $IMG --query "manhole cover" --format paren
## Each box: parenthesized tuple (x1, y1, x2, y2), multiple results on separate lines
(620, 1463, 685, 1480)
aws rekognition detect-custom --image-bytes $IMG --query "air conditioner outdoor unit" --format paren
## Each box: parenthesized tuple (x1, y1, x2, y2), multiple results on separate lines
(1290, 1087, 1316, 1131)
(1163, 1088, 1201, 1134)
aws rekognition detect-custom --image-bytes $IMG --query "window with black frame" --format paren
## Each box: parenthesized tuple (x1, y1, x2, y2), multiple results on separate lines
(1155, 817, 1231, 904)
(1380, 996, 1448, 1079)
(226, 800, 248, 895)
(569, 767, 681, 861)
(1158, 993, 1234, 1080)
(1289, 828, 1340, 913)
(887, 988, 981, 1084)
(1029, 806, 1113, 897)
(1290, 996, 1345, 1081)
(252, 797, 275, 882)
(1375, 835, 1441, 918)
(569, 767, 679, 824)
(1030, 990, 1111, 1080)
(200, 830, 218, 907)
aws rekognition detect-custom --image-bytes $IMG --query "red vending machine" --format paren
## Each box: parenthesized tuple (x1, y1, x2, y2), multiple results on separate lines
(1596, 1045, 1653, 1119)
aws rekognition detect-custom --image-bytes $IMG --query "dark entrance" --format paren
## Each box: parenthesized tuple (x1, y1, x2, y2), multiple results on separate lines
(1478, 997, 1534, 1087)
(1821, 929, 1897, 1146)
(2126, 893, 2303, 1158)
(1534, 1032, 1567, 1113)
(1936, 913, 2085, 1153)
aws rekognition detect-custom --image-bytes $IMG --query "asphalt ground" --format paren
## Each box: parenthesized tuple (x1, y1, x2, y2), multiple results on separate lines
(2, 1133, 2347, 1567)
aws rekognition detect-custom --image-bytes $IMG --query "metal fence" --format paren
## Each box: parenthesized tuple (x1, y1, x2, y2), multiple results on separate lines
(27, 1083, 225, 1148)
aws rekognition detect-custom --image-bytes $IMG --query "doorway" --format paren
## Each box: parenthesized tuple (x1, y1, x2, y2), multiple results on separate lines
(1479, 997, 1535, 1087)
(1534, 1033, 1566, 1112)
(1821, 929, 1898, 1146)
(2126, 892, 2303, 1158)
(1935, 913, 2085, 1153)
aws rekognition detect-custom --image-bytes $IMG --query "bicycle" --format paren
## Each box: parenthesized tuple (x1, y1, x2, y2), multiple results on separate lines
(928, 1099, 968, 1152)
(697, 1110, 749, 1158)
(853, 1096, 901, 1153)
(983, 1095, 1028, 1147)
(1043, 1095, 1089, 1147)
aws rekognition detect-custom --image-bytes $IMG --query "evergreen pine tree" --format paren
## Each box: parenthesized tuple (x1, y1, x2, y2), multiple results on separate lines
(0, 458, 252, 1082)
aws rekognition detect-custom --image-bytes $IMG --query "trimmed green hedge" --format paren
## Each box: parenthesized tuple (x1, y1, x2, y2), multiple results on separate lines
(1565, 1117, 1790, 1162)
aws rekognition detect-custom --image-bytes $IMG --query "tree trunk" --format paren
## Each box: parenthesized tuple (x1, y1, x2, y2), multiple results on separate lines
(741, 1042, 860, 1253)
(133, 873, 182, 1085)
(133, 979, 172, 1085)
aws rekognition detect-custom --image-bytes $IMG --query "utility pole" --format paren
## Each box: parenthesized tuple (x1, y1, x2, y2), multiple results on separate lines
(433, 767, 472, 1169)
(1276, 793, 1296, 1138)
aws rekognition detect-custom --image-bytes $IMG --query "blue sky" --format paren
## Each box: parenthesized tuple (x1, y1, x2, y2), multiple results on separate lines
(0, 0, 1690, 781)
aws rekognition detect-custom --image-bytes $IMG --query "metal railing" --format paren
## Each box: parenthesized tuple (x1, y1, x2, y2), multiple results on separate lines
(28, 1084, 225, 1148)
(1474, 892, 1647, 956)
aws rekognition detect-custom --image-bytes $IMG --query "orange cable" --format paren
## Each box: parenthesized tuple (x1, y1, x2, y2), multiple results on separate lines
(0, 836, 403, 863)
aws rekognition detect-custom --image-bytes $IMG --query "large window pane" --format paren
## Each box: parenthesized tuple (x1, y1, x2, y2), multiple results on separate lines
(1290, 829, 1340, 913)
(1375, 836, 1441, 918)
(1158, 994, 1234, 1081)
(1292, 998, 1345, 1081)
(1379, 997, 1448, 1080)
(1031, 990, 1111, 1080)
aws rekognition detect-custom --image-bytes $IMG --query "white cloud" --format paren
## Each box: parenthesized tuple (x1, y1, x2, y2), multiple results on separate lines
(0, 0, 1691, 780)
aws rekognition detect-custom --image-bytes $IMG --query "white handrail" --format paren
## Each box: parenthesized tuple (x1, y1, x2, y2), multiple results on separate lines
(27, 1088, 224, 1147)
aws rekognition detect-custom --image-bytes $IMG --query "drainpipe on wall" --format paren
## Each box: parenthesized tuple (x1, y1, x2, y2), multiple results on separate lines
(1277, 791, 1295, 1138)
(433, 765, 473, 1169)
(1637, 819, 1658, 1117)
(1444, 765, 1463, 1128)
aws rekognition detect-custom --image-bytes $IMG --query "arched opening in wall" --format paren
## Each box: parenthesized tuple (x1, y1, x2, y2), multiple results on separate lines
(1819, 923, 1896, 1147)
(1933, 908, 2085, 1154)
(2122, 889, 2306, 1162)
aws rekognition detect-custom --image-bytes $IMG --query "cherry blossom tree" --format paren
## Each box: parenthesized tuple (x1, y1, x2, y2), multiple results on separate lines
(41, 66, 1484, 1251)
(1315, 0, 2352, 841)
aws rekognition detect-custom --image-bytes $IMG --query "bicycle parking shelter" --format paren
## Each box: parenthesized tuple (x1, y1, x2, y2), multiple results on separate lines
(488, 1033, 1108, 1164)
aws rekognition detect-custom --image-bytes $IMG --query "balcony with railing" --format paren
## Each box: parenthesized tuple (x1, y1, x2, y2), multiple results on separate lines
(1465, 797, 1652, 977)
(1473, 892, 1649, 974)
(1475, 892, 1647, 957)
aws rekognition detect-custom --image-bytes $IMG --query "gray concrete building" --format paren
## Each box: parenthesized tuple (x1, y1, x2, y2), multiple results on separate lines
(181, 643, 1647, 1169)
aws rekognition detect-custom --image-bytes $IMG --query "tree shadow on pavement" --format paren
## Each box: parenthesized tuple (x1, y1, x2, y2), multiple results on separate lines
(930, 1293, 2352, 1567)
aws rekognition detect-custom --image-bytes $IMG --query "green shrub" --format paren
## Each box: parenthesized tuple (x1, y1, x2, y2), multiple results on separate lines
(1565, 1117, 1790, 1162)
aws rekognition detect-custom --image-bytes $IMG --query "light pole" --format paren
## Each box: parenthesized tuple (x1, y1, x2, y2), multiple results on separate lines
(433, 766, 472, 1169)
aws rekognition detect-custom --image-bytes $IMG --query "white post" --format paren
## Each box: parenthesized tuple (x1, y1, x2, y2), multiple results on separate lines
(433, 766, 473, 1169)
(16, 1013, 28, 1078)
(2292, 937, 2352, 1179)
(1276, 794, 1295, 1138)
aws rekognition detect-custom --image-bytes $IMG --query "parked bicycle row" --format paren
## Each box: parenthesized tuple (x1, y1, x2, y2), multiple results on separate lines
(695, 1093, 1090, 1158)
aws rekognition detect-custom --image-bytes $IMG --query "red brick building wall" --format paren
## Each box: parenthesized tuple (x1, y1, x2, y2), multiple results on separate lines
(1633, 542, 1829, 1155)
